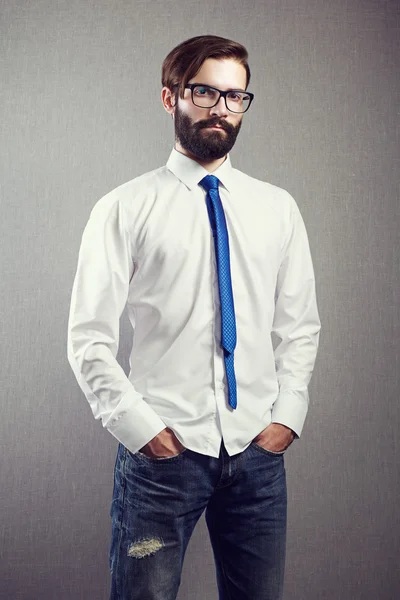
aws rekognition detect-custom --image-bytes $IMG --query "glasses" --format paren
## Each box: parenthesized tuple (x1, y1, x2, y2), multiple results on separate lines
(184, 83, 254, 113)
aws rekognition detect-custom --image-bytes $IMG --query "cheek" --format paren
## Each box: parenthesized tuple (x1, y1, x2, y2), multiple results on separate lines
(229, 115, 243, 128)
(178, 99, 204, 119)
(192, 106, 210, 121)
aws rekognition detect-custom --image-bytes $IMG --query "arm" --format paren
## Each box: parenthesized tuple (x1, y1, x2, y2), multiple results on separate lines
(270, 194, 321, 438)
(67, 193, 166, 453)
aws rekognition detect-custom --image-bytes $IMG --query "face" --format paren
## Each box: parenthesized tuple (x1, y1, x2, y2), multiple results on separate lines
(171, 58, 247, 162)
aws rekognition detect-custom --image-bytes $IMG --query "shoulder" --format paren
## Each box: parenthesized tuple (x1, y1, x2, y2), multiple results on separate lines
(231, 167, 298, 216)
(89, 165, 172, 218)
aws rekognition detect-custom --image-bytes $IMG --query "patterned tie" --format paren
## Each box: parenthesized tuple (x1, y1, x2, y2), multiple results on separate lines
(199, 175, 237, 409)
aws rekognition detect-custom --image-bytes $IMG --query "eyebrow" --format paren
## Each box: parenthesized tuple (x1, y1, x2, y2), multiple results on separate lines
(192, 83, 247, 92)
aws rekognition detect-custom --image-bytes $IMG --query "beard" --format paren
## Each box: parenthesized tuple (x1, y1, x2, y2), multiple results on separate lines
(174, 103, 242, 161)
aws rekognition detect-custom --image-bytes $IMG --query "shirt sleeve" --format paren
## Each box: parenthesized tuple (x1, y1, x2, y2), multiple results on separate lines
(270, 193, 321, 437)
(67, 193, 166, 453)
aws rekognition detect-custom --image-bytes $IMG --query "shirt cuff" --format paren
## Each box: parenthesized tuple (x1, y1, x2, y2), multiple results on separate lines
(104, 390, 167, 453)
(271, 389, 309, 438)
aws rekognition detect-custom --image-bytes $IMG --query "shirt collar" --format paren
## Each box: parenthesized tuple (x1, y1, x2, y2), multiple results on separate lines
(166, 148, 234, 192)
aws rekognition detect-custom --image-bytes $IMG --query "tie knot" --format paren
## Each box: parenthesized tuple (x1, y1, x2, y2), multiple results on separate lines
(199, 175, 220, 192)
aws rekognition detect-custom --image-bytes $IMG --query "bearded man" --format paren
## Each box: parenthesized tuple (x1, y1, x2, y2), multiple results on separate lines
(68, 34, 321, 600)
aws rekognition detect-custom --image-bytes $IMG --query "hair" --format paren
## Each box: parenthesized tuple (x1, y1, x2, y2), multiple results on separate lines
(162, 35, 251, 100)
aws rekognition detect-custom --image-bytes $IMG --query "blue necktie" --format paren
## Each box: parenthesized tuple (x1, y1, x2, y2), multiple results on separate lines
(199, 175, 237, 409)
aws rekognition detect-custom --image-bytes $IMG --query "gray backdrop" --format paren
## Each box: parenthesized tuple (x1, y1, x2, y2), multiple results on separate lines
(1, 0, 399, 598)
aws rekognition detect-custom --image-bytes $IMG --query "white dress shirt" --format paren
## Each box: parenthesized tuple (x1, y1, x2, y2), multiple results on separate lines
(67, 148, 321, 457)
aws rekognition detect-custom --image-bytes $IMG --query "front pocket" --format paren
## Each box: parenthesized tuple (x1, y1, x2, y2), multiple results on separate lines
(251, 442, 285, 456)
(135, 448, 188, 462)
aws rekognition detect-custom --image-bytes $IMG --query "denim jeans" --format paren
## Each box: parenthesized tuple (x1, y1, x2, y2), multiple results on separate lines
(109, 439, 287, 600)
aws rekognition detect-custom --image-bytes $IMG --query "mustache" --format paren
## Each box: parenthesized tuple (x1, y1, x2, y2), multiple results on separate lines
(195, 117, 234, 133)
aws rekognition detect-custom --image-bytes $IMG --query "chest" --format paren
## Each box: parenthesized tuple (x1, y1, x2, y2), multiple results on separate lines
(128, 188, 284, 291)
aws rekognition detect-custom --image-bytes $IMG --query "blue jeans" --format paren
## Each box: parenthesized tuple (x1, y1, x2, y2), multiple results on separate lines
(109, 440, 287, 600)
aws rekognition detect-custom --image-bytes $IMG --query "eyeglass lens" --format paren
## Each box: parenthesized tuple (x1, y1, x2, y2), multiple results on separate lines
(192, 85, 251, 113)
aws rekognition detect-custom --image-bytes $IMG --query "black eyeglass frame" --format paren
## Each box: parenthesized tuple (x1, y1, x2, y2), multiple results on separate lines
(183, 83, 254, 114)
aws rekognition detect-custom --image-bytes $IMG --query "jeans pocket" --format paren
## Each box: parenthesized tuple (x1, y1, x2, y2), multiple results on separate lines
(251, 442, 286, 457)
(135, 448, 188, 462)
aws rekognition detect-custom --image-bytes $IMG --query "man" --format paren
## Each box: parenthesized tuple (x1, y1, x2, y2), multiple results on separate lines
(68, 34, 321, 600)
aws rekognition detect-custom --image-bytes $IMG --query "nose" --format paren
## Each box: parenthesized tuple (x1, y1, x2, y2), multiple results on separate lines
(209, 95, 228, 117)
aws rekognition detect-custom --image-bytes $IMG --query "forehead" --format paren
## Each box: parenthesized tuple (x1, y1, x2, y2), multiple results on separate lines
(189, 58, 247, 91)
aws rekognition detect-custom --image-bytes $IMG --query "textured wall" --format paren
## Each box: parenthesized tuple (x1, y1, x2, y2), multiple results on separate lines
(1, 0, 399, 598)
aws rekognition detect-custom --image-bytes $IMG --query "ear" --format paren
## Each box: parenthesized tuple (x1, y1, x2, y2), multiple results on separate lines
(161, 87, 176, 116)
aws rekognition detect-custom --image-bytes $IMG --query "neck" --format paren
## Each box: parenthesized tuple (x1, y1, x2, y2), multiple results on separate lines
(174, 143, 227, 173)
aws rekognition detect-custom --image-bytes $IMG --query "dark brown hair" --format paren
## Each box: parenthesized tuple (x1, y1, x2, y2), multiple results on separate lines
(162, 35, 251, 99)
